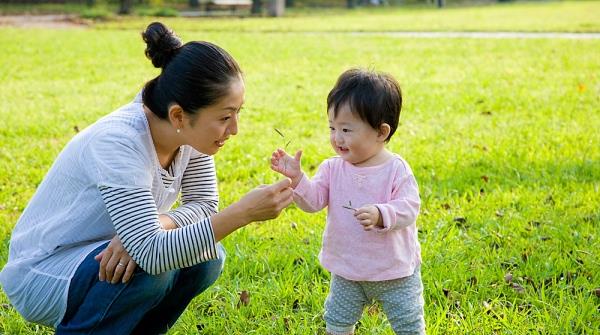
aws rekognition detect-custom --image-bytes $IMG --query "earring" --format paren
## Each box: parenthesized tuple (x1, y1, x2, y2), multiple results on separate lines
(176, 129, 181, 134)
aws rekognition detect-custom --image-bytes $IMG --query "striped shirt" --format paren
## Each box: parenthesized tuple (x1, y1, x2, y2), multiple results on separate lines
(98, 153, 219, 275)
(0, 92, 219, 327)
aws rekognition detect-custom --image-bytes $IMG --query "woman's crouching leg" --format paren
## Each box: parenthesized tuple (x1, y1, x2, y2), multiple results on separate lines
(57, 244, 177, 335)
(131, 243, 226, 335)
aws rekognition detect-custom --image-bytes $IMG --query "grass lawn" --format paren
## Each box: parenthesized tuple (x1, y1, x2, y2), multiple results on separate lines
(95, 1, 600, 32)
(0, 2, 599, 334)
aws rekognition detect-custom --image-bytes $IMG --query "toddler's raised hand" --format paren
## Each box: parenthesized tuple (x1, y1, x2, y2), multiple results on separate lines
(354, 205, 384, 231)
(270, 148, 303, 187)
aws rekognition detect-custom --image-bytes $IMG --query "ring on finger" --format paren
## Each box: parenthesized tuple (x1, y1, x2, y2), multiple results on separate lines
(117, 262, 126, 267)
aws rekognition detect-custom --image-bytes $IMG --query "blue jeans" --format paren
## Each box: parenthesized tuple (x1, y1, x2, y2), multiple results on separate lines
(56, 242, 226, 335)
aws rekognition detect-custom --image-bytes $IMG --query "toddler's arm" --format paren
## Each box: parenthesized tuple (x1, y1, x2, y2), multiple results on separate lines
(271, 149, 330, 212)
(374, 173, 420, 231)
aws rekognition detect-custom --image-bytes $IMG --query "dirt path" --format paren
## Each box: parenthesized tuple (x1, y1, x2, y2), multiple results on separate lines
(0, 14, 88, 28)
(351, 31, 600, 39)
(1, 14, 599, 39)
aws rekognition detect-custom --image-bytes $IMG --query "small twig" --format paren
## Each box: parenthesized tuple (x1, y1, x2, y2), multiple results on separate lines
(342, 200, 356, 211)
(274, 128, 294, 172)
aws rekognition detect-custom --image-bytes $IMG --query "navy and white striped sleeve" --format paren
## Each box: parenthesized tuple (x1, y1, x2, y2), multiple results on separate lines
(99, 186, 218, 275)
(165, 154, 219, 227)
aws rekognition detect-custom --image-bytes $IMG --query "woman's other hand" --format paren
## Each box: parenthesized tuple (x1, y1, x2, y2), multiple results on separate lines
(270, 149, 303, 188)
(94, 235, 137, 284)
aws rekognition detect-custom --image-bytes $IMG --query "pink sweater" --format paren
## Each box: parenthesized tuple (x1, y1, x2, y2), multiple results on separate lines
(294, 154, 421, 281)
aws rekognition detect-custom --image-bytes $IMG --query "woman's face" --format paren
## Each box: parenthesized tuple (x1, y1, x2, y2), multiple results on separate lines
(183, 78, 245, 155)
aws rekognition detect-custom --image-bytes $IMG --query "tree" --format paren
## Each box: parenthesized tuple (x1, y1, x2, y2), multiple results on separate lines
(251, 0, 262, 14)
(119, 0, 134, 14)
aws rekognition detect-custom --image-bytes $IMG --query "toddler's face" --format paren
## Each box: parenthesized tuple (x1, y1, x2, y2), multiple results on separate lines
(328, 104, 383, 167)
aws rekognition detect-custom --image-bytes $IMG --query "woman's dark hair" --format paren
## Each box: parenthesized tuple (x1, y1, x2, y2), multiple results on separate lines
(327, 68, 402, 142)
(141, 22, 242, 120)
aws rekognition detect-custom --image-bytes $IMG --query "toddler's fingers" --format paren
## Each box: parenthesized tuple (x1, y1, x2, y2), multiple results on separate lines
(357, 218, 370, 226)
(353, 207, 369, 216)
(355, 212, 371, 221)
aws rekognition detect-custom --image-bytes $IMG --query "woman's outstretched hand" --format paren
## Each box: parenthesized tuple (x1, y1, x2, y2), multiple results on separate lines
(95, 235, 137, 284)
(270, 148, 303, 188)
(240, 178, 294, 223)
(211, 178, 294, 242)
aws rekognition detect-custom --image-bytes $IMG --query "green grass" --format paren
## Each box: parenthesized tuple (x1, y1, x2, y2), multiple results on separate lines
(1, 3, 599, 334)
(94, 1, 600, 32)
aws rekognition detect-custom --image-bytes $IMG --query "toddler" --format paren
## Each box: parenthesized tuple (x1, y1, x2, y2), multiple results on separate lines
(271, 68, 425, 335)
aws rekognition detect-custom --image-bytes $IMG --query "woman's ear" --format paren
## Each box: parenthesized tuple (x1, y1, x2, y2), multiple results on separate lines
(377, 123, 391, 142)
(167, 104, 185, 129)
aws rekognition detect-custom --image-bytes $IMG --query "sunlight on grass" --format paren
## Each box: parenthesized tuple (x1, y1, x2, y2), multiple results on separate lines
(94, 1, 600, 33)
(0, 6, 599, 334)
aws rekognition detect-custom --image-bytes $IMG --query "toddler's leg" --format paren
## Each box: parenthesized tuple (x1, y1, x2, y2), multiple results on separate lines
(378, 266, 425, 335)
(324, 274, 367, 335)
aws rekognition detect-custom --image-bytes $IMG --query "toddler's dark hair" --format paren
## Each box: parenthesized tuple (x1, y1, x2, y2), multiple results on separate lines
(327, 68, 402, 142)
(141, 22, 242, 120)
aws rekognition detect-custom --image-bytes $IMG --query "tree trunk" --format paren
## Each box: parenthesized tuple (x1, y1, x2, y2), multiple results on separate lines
(251, 0, 262, 14)
(118, 0, 133, 14)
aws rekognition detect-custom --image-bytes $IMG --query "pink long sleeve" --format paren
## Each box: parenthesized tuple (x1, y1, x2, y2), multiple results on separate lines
(374, 172, 421, 232)
(293, 155, 422, 281)
(293, 161, 331, 213)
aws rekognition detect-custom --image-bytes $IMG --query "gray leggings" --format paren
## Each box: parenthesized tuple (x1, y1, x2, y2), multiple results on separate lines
(324, 267, 425, 335)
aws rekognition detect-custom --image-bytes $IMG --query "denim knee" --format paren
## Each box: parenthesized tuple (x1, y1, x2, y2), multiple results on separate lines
(178, 243, 226, 295)
(200, 243, 226, 284)
(132, 269, 177, 302)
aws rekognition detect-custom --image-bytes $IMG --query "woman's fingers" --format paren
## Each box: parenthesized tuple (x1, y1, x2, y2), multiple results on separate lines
(104, 255, 120, 283)
(98, 247, 113, 281)
(112, 258, 136, 284)
(276, 187, 294, 210)
(94, 250, 105, 262)
(244, 178, 293, 222)
(97, 236, 137, 284)
(111, 259, 127, 284)
(270, 177, 292, 191)
(122, 261, 136, 283)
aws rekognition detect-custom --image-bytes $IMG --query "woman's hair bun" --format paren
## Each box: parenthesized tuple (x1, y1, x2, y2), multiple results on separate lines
(142, 22, 183, 68)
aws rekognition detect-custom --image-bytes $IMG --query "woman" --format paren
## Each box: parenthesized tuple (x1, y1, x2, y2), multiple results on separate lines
(0, 22, 293, 334)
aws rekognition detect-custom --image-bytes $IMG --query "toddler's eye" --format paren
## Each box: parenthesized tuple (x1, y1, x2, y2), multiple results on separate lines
(329, 126, 335, 131)
(342, 128, 350, 133)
